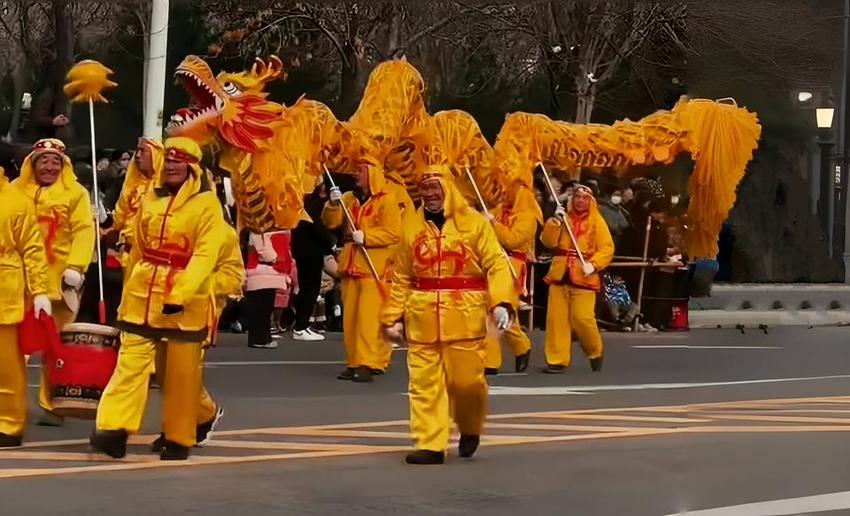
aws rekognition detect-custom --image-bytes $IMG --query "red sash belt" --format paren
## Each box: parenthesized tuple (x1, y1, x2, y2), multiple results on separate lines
(509, 251, 528, 261)
(412, 277, 487, 291)
(142, 248, 191, 296)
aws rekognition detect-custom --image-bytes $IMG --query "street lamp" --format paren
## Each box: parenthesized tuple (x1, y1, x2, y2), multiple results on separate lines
(817, 107, 836, 129)
(816, 104, 836, 239)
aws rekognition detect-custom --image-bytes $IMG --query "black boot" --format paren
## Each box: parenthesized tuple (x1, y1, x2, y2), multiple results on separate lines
(337, 367, 355, 381)
(484, 368, 499, 376)
(150, 433, 165, 453)
(352, 366, 374, 383)
(90, 430, 128, 459)
(160, 440, 190, 461)
(458, 434, 480, 458)
(515, 351, 531, 373)
(0, 432, 22, 448)
(590, 356, 603, 372)
(405, 450, 445, 465)
(541, 364, 566, 374)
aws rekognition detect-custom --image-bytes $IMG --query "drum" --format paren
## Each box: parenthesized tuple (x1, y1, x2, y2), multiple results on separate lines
(48, 323, 120, 419)
(668, 300, 690, 332)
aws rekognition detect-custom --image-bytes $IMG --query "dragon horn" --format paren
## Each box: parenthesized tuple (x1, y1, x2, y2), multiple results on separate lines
(251, 55, 285, 84)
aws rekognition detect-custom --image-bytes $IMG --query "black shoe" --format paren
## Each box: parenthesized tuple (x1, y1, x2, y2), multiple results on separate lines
(484, 368, 499, 376)
(515, 351, 531, 373)
(337, 367, 355, 381)
(352, 366, 374, 383)
(541, 364, 566, 374)
(160, 440, 190, 461)
(590, 356, 603, 372)
(458, 434, 480, 458)
(90, 430, 128, 459)
(405, 450, 445, 465)
(196, 405, 224, 446)
(371, 368, 386, 376)
(0, 433, 22, 448)
(150, 433, 165, 453)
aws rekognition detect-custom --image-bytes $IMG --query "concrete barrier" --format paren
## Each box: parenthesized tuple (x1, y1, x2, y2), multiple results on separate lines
(689, 284, 850, 328)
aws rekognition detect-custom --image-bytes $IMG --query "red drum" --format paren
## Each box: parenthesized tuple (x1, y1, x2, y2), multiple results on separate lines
(48, 323, 120, 419)
(668, 300, 690, 332)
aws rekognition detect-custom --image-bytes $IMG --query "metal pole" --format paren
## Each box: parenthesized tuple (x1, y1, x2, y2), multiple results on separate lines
(633, 215, 652, 331)
(463, 167, 518, 279)
(143, 0, 169, 138)
(538, 163, 588, 267)
(88, 99, 106, 324)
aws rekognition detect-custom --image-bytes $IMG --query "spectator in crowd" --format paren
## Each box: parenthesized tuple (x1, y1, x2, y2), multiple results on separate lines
(244, 231, 291, 349)
(597, 184, 632, 250)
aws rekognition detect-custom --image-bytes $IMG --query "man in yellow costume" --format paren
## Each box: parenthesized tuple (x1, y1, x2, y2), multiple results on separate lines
(323, 156, 403, 383)
(0, 166, 51, 447)
(91, 137, 226, 461)
(381, 166, 514, 465)
(483, 182, 541, 374)
(151, 219, 242, 452)
(13, 138, 95, 427)
(540, 183, 614, 373)
(106, 137, 164, 249)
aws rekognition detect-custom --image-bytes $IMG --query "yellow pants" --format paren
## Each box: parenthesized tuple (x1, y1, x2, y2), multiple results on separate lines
(341, 277, 391, 371)
(154, 345, 217, 425)
(408, 339, 488, 452)
(96, 332, 202, 447)
(485, 322, 532, 370)
(38, 301, 76, 414)
(545, 284, 603, 367)
(0, 325, 26, 436)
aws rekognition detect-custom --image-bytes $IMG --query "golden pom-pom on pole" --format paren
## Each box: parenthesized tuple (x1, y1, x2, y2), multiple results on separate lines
(63, 60, 117, 324)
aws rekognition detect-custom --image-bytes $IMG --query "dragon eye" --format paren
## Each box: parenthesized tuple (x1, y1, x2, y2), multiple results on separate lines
(222, 81, 240, 96)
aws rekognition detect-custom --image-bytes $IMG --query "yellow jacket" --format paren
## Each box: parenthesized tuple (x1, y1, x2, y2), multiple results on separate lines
(380, 177, 514, 344)
(541, 200, 614, 291)
(13, 157, 95, 300)
(0, 171, 49, 324)
(212, 223, 244, 310)
(385, 175, 415, 214)
(117, 169, 226, 341)
(321, 190, 402, 279)
(112, 141, 164, 244)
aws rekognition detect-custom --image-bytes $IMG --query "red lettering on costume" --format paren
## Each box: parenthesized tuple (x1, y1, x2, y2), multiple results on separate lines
(37, 208, 64, 265)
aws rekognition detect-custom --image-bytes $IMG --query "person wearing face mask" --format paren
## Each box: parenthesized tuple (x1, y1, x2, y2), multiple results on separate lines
(90, 137, 226, 461)
(0, 165, 50, 447)
(380, 165, 514, 465)
(322, 142, 403, 384)
(540, 183, 614, 374)
(13, 138, 95, 427)
(597, 186, 632, 250)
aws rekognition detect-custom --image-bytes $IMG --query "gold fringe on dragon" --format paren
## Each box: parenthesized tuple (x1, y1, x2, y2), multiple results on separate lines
(166, 55, 760, 258)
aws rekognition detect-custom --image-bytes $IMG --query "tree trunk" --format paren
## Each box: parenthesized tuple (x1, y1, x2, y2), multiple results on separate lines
(52, 0, 74, 143)
(338, 44, 361, 118)
(6, 61, 30, 142)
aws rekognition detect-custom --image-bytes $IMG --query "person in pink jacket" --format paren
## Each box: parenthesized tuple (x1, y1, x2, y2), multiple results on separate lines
(245, 231, 291, 348)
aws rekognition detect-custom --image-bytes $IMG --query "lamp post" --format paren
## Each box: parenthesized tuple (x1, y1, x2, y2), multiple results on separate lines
(817, 106, 835, 239)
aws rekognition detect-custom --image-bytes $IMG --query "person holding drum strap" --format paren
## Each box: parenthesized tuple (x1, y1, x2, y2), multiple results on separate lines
(91, 137, 226, 461)
(0, 166, 51, 448)
(151, 218, 244, 452)
(13, 138, 95, 427)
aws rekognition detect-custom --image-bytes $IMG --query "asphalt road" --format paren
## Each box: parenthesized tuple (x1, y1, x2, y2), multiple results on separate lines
(3, 326, 850, 515)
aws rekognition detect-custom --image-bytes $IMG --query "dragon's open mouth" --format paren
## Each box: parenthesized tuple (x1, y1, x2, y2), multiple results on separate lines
(167, 69, 224, 129)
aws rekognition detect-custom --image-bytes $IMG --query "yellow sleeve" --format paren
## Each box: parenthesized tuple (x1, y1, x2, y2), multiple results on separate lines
(590, 213, 615, 270)
(15, 199, 48, 296)
(111, 185, 134, 234)
(167, 197, 225, 306)
(321, 192, 354, 230)
(364, 195, 402, 248)
(540, 218, 563, 249)
(474, 216, 513, 310)
(380, 224, 413, 326)
(492, 211, 537, 251)
(65, 186, 95, 272)
(213, 227, 245, 298)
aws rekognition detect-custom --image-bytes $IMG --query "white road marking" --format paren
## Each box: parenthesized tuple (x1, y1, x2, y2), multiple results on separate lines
(633, 345, 783, 350)
(488, 374, 850, 396)
(664, 490, 850, 515)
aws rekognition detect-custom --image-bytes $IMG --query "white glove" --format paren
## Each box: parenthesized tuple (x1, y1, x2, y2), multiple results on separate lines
(485, 212, 496, 223)
(582, 262, 595, 276)
(95, 202, 108, 224)
(351, 230, 364, 246)
(329, 186, 342, 203)
(492, 306, 511, 331)
(33, 294, 52, 317)
(63, 269, 84, 289)
(554, 206, 566, 219)
(383, 322, 405, 344)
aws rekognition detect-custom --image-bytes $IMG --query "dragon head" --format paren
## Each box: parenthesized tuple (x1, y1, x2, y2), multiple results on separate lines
(167, 55, 286, 153)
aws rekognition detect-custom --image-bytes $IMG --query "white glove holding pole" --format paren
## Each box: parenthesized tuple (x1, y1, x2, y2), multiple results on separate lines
(383, 322, 405, 344)
(485, 212, 496, 223)
(62, 269, 84, 289)
(351, 230, 365, 246)
(554, 205, 566, 220)
(96, 202, 108, 224)
(492, 306, 512, 331)
(582, 262, 595, 276)
(329, 186, 342, 203)
(33, 294, 52, 317)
